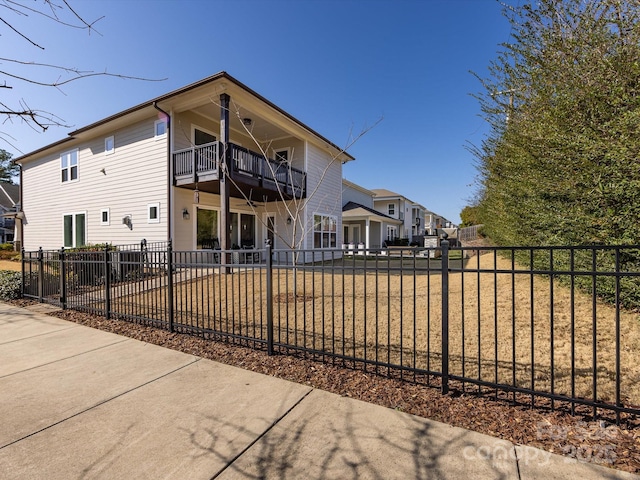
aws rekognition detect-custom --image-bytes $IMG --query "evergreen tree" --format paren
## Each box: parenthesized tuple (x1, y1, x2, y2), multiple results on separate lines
(473, 0, 640, 246)
(0, 150, 17, 184)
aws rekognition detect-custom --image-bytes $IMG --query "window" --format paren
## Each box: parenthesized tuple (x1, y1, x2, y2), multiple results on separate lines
(105, 136, 114, 155)
(313, 214, 337, 249)
(63, 212, 86, 248)
(274, 148, 289, 163)
(100, 208, 110, 226)
(148, 203, 160, 223)
(194, 127, 216, 145)
(154, 119, 167, 139)
(387, 226, 397, 242)
(61, 150, 78, 183)
(388, 203, 395, 216)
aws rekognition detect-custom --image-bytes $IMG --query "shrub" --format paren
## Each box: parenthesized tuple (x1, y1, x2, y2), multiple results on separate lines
(0, 242, 14, 251)
(0, 270, 21, 300)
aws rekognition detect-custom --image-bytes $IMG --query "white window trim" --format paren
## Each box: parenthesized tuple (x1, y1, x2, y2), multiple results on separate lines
(191, 125, 217, 146)
(147, 202, 160, 223)
(60, 149, 79, 184)
(313, 213, 337, 249)
(105, 136, 115, 155)
(100, 208, 110, 226)
(388, 203, 395, 216)
(274, 147, 291, 163)
(154, 119, 167, 140)
(63, 211, 87, 248)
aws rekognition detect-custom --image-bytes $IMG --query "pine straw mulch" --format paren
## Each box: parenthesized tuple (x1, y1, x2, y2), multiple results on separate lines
(10, 298, 640, 474)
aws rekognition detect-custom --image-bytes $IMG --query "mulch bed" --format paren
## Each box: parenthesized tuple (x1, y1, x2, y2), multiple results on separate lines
(10, 298, 640, 474)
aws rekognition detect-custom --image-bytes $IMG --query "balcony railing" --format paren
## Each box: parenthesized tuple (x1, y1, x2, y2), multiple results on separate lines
(173, 141, 219, 182)
(231, 143, 306, 198)
(173, 141, 306, 198)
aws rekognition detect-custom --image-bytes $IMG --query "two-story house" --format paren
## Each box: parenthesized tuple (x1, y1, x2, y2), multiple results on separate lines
(15, 72, 352, 254)
(0, 183, 19, 244)
(341, 179, 401, 251)
(371, 189, 428, 244)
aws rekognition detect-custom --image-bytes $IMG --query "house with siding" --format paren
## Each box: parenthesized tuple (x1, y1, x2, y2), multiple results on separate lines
(370, 189, 428, 243)
(0, 183, 19, 244)
(342, 179, 401, 250)
(15, 72, 352, 254)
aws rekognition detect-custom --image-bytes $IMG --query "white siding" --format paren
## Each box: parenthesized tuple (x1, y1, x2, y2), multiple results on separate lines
(22, 118, 168, 250)
(302, 143, 342, 258)
(342, 183, 373, 208)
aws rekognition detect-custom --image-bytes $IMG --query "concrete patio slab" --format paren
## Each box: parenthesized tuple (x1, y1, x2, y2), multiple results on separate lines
(0, 359, 312, 480)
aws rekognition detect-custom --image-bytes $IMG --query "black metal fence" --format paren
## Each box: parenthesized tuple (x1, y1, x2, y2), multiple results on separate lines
(21, 241, 640, 423)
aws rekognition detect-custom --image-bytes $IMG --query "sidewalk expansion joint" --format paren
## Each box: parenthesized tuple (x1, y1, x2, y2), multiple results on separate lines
(209, 387, 314, 480)
(0, 324, 82, 346)
(514, 445, 522, 480)
(0, 338, 130, 379)
(0, 357, 202, 450)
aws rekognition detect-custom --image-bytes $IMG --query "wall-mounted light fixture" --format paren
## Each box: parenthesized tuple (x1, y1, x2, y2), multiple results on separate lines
(242, 118, 252, 127)
(182, 208, 190, 220)
(286, 216, 292, 225)
(122, 215, 132, 230)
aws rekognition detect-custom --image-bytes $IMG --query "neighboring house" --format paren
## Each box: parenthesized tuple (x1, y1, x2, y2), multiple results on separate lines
(15, 72, 353, 254)
(0, 183, 19, 244)
(371, 189, 428, 243)
(342, 179, 401, 250)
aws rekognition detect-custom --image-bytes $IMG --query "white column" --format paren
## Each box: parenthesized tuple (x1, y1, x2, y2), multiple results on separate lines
(365, 218, 370, 251)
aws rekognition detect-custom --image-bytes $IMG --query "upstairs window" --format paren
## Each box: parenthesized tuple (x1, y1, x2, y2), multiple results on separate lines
(155, 119, 167, 139)
(105, 136, 114, 155)
(388, 203, 395, 216)
(274, 148, 289, 163)
(61, 150, 78, 183)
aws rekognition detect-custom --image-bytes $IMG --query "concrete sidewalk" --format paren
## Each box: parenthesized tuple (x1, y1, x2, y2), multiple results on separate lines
(0, 302, 636, 479)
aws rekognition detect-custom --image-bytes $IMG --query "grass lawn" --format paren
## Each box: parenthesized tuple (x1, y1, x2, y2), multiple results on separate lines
(101, 251, 640, 410)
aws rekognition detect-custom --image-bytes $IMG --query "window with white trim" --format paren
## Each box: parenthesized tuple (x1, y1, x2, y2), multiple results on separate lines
(100, 208, 110, 226)
(105, 136, 114, 155)
(388, 203, 395, 216)
(313, 214, 337, 249)
(61, 149, 78, 183)
(63, 212, 86, 248)
(148, 203, 160, 223)
(387, 226, 398, 242)
(154, 119, 167, 139)
(274, 148, 289, 163)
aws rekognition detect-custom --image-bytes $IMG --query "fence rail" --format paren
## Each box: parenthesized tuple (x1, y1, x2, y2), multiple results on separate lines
(21, 241, 640, 423)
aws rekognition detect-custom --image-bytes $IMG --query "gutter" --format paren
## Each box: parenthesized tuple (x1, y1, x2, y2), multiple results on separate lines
(153, 102, 172, 243)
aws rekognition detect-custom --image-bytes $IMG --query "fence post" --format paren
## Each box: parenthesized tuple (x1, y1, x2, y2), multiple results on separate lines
(266, 239, 274, 355)
(441, 233, 450, 395)
(167, 241, 174, 333)
(37, 247, 43, 303)
(20, 248, 25, 298)
(104, 246, 111, 319)
(59, 247, 67, 309)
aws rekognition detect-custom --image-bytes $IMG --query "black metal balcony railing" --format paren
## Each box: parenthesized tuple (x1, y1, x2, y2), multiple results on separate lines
(173, 141, 306, 198)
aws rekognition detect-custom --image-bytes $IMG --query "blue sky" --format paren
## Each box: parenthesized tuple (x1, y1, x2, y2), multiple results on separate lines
(4, 0, 512, 223)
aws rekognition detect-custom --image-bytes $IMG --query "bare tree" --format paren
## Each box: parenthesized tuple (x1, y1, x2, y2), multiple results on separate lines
(223, 98, 381, 280)
(0, 0, 165, 150)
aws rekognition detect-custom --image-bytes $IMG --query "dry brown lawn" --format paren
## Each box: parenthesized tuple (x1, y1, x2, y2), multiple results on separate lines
(106, 252, 640, 409)
(0, 259, 20, 271)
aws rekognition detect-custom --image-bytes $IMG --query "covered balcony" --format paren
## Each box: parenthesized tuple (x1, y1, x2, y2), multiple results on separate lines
(173, 141, 306, 202)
